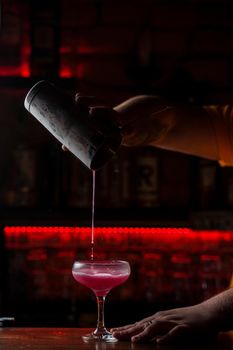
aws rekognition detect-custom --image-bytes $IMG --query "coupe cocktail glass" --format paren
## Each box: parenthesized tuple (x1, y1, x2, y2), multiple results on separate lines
(72, 260, 130, 342)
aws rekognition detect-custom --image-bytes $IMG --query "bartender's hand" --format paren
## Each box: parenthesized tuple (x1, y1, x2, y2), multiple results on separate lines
(62, 93, 119, 151)
(62, 93, 174, 151)
(110, 303, 218, 344)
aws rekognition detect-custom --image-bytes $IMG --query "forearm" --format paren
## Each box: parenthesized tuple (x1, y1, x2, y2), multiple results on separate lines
(114, 95, 175, 146)
(201, 288, 233, 332)
(114, 96, 219, 161)
(157, 105, 219, 161)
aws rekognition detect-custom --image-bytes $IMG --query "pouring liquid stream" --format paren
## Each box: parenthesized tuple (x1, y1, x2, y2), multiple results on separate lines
(91, 170, 95, 260)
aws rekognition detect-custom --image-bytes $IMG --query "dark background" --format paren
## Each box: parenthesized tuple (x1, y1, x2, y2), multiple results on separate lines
(0, 0, 233, 328)
(1, 0, 233, 216)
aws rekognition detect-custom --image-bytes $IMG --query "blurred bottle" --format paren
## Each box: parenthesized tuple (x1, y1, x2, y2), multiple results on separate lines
(66, 155, 92, 208)
(199, 253, 222, 300)
(223, 167, 233, 209)
(3, 144, 37, 207)
(96, 149, 132, 208)
(7, 250, 28, 307)
(117, 252, 140, 302)
(105, 155, 122, 208)
(26, 248, 49, 300)
(160, 151, 192, 210)
(30, 0, 60, 77)
(197, 159, 219, 210)
(140, 252, 165, 304)
(37, 144, 65, 208)
(220, 252, 233, 291)
(127, 20, 156, 90)
(170, 252, 194, 305)
(133, 146, 160, 208)
(0, 0, 24, 76)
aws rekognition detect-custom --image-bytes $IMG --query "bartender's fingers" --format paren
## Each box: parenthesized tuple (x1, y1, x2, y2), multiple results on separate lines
(74, 94, 97, 115)
(111, 323, 146, 340)
(74, 94, 121, 128)
(110, 323, 135, 333)
(111, 315, 155, 333)
(110, 315, 156, 335)
(75, 93, 96, 105)
(75, 95, 121, 127)
(75, 94, 111, 110)
(89, 106, 120, 129)
(62, 145, 68, 151)
(156, 325, 189, 345)
(131, 320, 177, 343)
(111, 318, 167, 341)
(131, 322, 158, 343)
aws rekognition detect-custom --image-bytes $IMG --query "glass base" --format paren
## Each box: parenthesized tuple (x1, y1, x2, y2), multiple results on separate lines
(82, 329, 118, 343)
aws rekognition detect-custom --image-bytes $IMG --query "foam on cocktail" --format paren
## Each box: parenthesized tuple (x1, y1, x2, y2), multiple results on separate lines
(73, 271, 129, 296)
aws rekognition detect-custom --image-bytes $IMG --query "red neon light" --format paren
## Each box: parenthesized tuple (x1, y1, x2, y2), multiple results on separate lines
(60, 66, 72, 78)
(20, 63, 30, 77)
(4, 226, 233, 244)
(21, 42, 31, 77)
(0, 67, 22, 77)
(4, 226, 193, 236)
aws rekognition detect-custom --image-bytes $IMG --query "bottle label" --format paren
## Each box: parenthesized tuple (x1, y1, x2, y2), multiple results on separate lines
(135, 151, 159, 207)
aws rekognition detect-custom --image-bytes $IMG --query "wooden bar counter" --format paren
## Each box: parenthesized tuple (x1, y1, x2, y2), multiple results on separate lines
(0, 328, 233, 350)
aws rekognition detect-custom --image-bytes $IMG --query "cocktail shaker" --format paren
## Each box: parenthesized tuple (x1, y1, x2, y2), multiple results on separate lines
(24, 80, 122, 170)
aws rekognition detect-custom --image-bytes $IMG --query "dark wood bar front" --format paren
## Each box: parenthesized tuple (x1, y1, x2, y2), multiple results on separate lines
(0, 328, 233, 350)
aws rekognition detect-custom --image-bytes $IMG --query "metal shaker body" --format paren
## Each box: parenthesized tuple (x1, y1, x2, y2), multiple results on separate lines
(24, 80, 122, 170)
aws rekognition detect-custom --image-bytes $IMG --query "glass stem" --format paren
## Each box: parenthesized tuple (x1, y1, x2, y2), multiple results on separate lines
(95, 295, 106, 334)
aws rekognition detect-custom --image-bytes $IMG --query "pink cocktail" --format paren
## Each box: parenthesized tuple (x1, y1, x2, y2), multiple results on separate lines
(73, 265, 130, 296)
(72, 260, 130, 342)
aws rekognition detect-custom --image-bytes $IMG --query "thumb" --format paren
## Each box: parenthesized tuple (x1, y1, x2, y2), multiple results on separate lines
(156, 325, 188, 345)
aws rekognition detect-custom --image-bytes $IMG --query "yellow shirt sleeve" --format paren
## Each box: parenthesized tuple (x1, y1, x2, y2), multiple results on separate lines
(203, 105, 233, 167)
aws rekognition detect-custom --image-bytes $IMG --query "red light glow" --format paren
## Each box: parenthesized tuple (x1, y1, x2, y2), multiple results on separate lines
(20, 62, 30, 77)
(4, 226, 233, 251)
(0, 67, 22, 77)
(60, 66, 72, 78)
